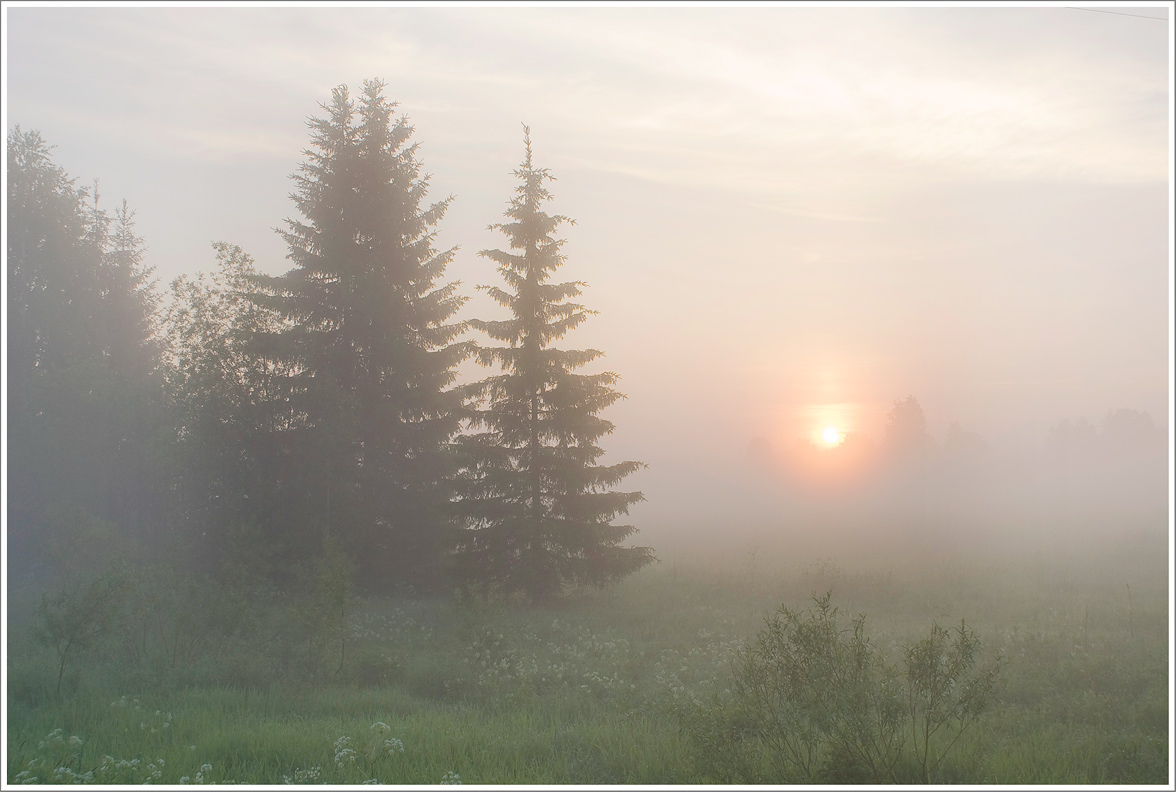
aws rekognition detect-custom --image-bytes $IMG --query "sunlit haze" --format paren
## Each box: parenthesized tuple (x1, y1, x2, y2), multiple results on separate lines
(4, 2, 1171, 561)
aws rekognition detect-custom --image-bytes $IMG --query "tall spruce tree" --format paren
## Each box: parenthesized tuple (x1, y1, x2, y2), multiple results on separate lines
(455, 127, 653, 600)
(7, 128, 166, 574)
(251, 80, 469, 587)
(99, 199, 169, 551)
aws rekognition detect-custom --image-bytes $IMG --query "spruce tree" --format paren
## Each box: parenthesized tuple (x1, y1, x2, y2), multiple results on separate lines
(251, 80, 469, 586)
(455, 127, 653, 600)
(7, 129, 166, 572)
(8, 128, 109, 567)
(103, 200, 161, 381)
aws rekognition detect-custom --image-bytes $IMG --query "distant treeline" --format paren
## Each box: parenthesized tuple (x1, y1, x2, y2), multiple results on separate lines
(736, 394, 1167, 560)
(7, 78, 652, 601)
(758, 395, 1166, 482)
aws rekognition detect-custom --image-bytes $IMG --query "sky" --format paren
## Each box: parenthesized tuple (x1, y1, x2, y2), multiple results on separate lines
(4, 2, 1172, 549)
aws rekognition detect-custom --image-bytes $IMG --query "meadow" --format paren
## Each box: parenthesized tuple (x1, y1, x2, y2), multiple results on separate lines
(5, 532, 1170, 786)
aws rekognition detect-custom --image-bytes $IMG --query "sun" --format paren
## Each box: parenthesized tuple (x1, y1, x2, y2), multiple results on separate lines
(822, 426, 842, 445)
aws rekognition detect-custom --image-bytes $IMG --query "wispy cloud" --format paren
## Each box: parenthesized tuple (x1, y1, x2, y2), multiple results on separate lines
(10, 7, 1165, 190)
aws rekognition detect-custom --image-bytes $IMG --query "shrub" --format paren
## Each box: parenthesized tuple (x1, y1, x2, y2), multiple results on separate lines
(118, 567, 250, 673)
(685, 593, 999, 783)
(731, 592, 905, 782)
(36, 571, 131, 695)
(905, 619, 1001, 782)
(315, 537, 356, 679)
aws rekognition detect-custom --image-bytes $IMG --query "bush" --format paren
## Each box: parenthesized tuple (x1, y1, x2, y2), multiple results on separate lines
(905, 619, 1001, 782)
(36, 571, 131, 696)
(117, 567, 253, 674)
(733, 592, 904, 782)
(684, 593, 1000, 783)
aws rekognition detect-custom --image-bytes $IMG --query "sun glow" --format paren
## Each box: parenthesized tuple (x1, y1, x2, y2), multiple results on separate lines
(822, 426, 842, 445)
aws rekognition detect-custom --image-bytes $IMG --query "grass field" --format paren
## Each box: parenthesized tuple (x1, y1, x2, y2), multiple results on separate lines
(5, 534, 1170, 785)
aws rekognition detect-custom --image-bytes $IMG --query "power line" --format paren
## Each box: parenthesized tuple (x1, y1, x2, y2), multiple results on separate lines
(1065, 7, 1169, 21)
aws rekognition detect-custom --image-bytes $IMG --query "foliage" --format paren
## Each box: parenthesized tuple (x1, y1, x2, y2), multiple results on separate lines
(163, 243, 295, 569)
(6, 83, 1165, 786)
(685, 593, 1001, 783)
(883, 394, 932, 459)
(36, 572, 131, 695)
(7, 127, 167, 574)
(1047, 408, 1163, 461)
(6, 554, 1168, 784)
(905, 619, 1002, 782)
(725, 593, 905, 782)
(248, 78, 470, 587)
(8, 127, 107, 404)
(102, 199, 161, 377)
(115, 566, 258, 679)
(453, 126, 653, 601)
(312, 537, 357, 679)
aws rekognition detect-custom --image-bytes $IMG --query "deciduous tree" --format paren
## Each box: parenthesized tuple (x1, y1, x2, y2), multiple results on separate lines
(163, 242, 295, 570)
(883, 395, 932, 459)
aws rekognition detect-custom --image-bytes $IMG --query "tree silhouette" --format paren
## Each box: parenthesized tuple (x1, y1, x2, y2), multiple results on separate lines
(1045, 416, 1099, 460)
(250, 80, 470, 586)
(454, 127, 653, 600)
(163, 242, 296, 570)
(7, 128, 166, 572)
(942, 421, 985, 459)
(1101, 408, 1161, 456)
(883, 395, 932, 459)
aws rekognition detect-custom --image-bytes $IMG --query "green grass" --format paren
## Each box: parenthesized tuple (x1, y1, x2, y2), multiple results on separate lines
(6, 540, 1170, 785)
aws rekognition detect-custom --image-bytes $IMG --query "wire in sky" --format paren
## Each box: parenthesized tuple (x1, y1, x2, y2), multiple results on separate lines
(1065, 7, 1169, 21)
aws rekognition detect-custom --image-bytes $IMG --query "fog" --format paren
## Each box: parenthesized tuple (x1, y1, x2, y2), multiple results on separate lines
(6, 5, 1170, 552)
(6, 3, 1171, 572)
(5, 6, 1172, 785)
(630, 403, 1169, 571)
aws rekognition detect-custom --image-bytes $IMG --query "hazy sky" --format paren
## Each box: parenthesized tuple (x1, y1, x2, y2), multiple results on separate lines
(4, 3, 1171, 486)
